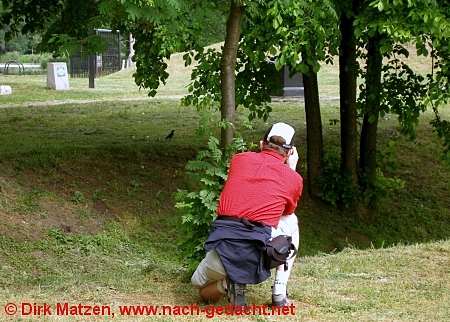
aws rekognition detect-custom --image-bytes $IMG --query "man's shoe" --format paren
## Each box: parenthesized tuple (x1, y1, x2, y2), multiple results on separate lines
(272, 293, 290, 307)
(227, 277, 247, 308)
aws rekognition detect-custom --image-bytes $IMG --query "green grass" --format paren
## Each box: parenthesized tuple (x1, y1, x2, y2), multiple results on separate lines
(0, 50, 193, 106)
(1, 44, 450, 321)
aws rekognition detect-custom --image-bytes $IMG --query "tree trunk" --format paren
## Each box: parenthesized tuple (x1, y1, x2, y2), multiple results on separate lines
(360, 32, 382, 188)
(220, 0, 244, 148)
(339, 7, 359, 193)
(302, 55, 323, 200)
(88, 28, 96, 89)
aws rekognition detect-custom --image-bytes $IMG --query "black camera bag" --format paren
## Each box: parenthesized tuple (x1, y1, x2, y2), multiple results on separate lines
(264, 235, 297, 271)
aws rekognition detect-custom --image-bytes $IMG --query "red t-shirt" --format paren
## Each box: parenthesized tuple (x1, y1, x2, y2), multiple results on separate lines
(217, 150, 303, 228)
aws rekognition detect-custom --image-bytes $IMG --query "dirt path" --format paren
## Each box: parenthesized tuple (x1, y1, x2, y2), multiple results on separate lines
(0, 95, 187, 109)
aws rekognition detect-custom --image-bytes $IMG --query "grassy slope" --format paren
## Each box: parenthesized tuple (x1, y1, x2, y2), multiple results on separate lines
(1, 45, 450, 321)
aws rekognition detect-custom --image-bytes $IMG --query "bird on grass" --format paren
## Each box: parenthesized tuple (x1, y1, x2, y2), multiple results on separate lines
(165, 130, 175, 140)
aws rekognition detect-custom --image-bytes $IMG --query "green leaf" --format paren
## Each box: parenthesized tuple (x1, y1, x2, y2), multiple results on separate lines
(380, 44, 392, 54)
(313, 64, 320, 73)
(273, 18, 279, 29)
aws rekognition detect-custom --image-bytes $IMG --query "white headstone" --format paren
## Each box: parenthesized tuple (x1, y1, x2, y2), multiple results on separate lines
(0, 85, 12, 95)
(47, 62, 70, 90)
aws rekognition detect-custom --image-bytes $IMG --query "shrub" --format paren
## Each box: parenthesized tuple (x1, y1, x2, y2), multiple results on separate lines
(174, 135, 249, 272)
(317, 147, 405, 208)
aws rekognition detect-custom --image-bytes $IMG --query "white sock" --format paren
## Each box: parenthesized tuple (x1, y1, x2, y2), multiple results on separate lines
(217, 279, 227, 294)
(273, 269, 290, 295)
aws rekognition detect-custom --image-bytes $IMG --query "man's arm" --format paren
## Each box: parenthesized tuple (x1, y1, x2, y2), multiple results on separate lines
(287, 147, 299, 171)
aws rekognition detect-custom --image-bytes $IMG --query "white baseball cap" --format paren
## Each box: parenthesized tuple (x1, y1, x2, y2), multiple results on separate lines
(264, 122, 295, 149)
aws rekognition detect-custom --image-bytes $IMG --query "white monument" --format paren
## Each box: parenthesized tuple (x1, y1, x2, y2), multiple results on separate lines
(0, 85, 12, 95)
(47, 62, 70, 90)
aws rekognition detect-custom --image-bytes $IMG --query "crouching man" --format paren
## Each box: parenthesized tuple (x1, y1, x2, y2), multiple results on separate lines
(191, 122, 303, 307)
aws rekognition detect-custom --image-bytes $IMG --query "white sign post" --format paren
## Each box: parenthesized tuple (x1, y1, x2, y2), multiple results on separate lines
(47, 62, 70, 90)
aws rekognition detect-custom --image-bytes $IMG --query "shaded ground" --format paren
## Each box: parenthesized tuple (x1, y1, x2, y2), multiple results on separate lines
(0, 148, 188, 242)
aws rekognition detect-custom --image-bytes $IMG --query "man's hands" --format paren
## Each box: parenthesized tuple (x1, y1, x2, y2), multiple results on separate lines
(287, 147, 299, 170)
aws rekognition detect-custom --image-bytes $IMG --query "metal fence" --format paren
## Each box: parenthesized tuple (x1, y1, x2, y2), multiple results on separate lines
(69, 29, 121, 78)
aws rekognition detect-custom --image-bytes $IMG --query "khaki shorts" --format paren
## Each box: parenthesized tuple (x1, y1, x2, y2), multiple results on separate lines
(191, 249, 226, 289)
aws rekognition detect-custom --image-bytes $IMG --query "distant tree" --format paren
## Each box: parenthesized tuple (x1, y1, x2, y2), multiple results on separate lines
(29, 32, 41, 54)
(0, 25, 6, 53)
(5, 32, 28, 52)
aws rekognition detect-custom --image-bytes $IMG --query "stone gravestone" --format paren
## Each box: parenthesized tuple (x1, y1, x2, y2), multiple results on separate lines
(47, 62, 70, 90)
(278, 64, 304, 97)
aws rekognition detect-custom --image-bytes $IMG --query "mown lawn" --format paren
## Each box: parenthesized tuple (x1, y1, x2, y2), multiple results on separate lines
(1, 45, 450, 321)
